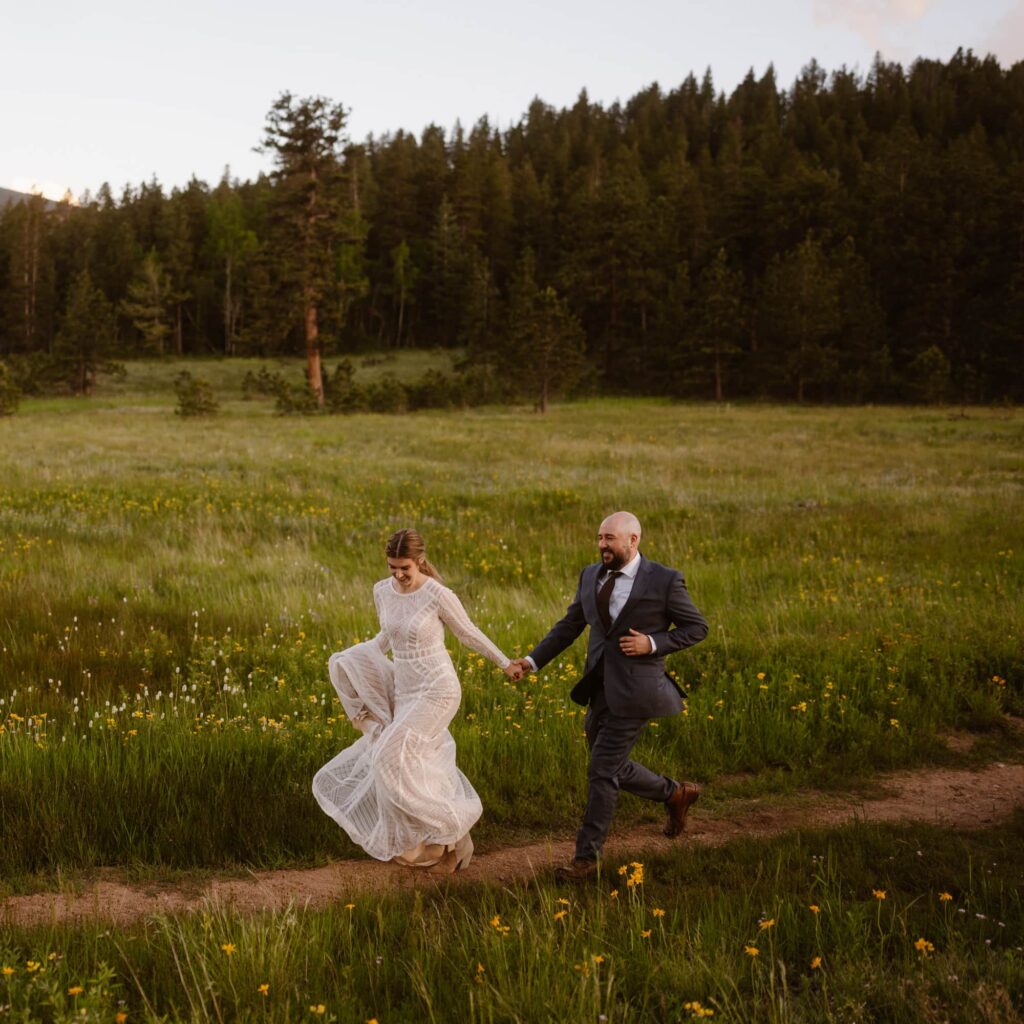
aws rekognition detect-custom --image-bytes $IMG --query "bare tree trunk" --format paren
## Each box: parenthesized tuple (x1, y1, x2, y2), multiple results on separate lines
(714, 353, 723, 401)
(540, 375, 549, 414)
(224, 254, 233, 355)
(175, 303, 183, 356)
(22, 210, 39, 349)
(305, 299, 324, 407)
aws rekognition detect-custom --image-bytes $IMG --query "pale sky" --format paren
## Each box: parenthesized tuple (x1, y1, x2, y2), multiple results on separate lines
(3, 0, 1022, 201)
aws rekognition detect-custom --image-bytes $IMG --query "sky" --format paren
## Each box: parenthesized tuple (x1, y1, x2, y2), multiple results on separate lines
(3, 0, 1023, 202)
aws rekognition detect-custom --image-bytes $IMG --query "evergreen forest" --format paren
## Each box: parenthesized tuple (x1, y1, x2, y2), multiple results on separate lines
(2, 50, 1022, 404)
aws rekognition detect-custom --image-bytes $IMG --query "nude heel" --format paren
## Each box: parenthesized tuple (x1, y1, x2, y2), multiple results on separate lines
(454, 832, 474, 871)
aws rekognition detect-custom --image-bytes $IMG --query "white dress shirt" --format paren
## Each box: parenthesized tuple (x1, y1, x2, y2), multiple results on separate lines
(604, 551, 642, 624)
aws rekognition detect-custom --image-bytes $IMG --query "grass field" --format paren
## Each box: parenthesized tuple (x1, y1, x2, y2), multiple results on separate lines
(1, 359, 1022, 1020)
(2, 818, 1021, 1022)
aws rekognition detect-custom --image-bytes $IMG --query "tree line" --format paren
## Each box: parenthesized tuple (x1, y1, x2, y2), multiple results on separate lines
(1, 48, 1022, 408)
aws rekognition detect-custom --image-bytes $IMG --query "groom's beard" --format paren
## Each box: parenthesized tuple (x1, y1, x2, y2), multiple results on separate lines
(601, 550, 627, 570)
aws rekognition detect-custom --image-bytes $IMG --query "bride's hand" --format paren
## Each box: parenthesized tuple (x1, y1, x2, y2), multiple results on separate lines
(503, 662, 523, 681)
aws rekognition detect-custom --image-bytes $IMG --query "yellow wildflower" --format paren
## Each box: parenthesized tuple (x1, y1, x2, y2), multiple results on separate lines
(758, 918, 775, 930)
(939, 892, 952, 902)
(872, 889, 886, 900)
(642, 929, 652, 938)
(221, 943, 237, 955)
(684, 1001, 715, 1018)
(592, 954, 605, 964)
(554, 910, 568, 921)
(2, 967, 14, 976)
(744, 945, 759, 957)
(258, 984, 269, 996)
(914, 937, 935, 955)
(116, 1015, 128, 1024)
(652, 908, 666, 918)
(811, 956, 822, 969)
(809, 904, 820, 914)
(67, 986, 84, 996)
(309, 1006, 326, 1016)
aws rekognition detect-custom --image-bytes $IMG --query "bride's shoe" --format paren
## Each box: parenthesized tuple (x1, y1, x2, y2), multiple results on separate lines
(425, 847, 458, 874)
(393, 842, 445, 868)
(425, 833, 473, 875)
(453, 832, 474, 871)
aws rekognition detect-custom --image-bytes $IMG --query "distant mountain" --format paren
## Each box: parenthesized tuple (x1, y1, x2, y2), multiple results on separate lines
(0, 186, 58, 209)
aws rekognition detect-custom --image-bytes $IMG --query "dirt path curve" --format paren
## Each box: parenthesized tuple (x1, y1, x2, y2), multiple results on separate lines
(4, 761, 1022, 929)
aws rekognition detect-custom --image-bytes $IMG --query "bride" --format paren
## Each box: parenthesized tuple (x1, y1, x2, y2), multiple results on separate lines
(313, 528, 522, 873)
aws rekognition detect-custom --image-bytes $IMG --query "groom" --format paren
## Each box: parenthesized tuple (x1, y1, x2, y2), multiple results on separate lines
(512, 511, 708, 883)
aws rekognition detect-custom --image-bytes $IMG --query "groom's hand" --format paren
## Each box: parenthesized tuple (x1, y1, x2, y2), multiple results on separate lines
(619, 629, 653, 656)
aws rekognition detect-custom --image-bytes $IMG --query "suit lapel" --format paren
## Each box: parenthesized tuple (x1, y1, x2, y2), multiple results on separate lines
(581, 563, 603, 632)
(610, 555, 652, 635)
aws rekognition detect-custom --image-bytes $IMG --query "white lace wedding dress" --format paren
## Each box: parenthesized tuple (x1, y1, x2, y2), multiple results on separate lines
(313, 576, 510, 862)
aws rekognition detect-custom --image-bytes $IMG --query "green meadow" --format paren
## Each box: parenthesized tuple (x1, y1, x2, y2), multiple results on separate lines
(1, 358, 1021, 1020)
(2, 819, 1021, 1023)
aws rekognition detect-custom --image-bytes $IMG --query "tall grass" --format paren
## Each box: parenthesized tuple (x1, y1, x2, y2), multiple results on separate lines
(1, 377, 1021, 875)
(1, 818, 1021, 1022)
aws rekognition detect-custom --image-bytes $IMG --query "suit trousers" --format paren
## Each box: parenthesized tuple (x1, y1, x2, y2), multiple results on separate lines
(576, 678, 676, 861)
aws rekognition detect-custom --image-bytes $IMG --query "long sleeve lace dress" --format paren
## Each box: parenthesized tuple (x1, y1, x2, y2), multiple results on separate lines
(312, 576, 509, 862)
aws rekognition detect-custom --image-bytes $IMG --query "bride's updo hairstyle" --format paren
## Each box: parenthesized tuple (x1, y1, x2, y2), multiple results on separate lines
(385, 528, 444, 583)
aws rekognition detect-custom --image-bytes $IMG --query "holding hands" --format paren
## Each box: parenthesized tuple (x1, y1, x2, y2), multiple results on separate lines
(504, 658, 533, 681)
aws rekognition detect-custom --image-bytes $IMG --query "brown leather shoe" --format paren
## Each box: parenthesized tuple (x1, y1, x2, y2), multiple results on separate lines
(554, 857, 598, 884)
(664, 781, 702, 836)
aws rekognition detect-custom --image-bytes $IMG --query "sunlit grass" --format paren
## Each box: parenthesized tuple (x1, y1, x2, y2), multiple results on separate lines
(1, 818, 1021, 1022)
(1, 373, 1022, 875)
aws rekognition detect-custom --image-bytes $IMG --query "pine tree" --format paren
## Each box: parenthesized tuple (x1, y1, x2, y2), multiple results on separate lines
(696, 248, 744, 401)
(761, 236, 840, 401)
(121, 249, 172, 354)
(54, 270, 118, 395)
(506, 250, 586, 413)
(208, 178, 258, 354)
(259, 92, 350, 406)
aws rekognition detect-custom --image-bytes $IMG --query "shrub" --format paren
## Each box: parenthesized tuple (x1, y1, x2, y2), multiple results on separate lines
(0, 361, 20, 416)
(406, 369, 458, 410)
(323, 359, 367, 413)
(241, 367, 284, 400)
(363, 373, 408, 413)
(174, 371, 219, 417)
(273, 377, 321, 415)
(905, 345, 952, 403)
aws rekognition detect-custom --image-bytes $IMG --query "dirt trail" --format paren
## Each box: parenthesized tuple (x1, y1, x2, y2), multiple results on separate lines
(3, 761, 1021, 929)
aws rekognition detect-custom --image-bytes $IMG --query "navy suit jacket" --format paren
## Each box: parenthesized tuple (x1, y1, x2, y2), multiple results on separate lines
(527, 555, 708, 718)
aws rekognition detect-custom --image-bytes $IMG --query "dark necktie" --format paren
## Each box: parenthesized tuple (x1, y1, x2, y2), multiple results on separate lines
(596, 570, 621, 633)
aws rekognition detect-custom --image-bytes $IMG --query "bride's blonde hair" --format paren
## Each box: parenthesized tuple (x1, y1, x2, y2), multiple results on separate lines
(385, 528, 443, 582)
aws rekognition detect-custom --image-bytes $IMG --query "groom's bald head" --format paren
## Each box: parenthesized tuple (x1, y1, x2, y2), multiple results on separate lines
(598, 511, 642, 569)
